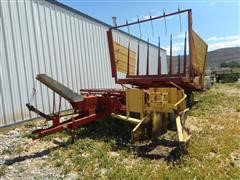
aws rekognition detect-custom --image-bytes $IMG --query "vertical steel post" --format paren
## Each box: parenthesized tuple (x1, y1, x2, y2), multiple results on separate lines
(137, 40, 140, 76)
(163, 10, 167, 35)
(127, 41, 130, 77)
(183, 31, 187, 76)
(188, 10, 194, 78)
(107, 30, 117, 79)
(58, 97, 62, 116)
(126, 19, 131, 77)
(178, 5, 182, 32)
(178, 54, 180, 74)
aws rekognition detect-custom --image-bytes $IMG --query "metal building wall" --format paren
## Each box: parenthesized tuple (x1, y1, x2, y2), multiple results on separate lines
(0, 0, 167, 127)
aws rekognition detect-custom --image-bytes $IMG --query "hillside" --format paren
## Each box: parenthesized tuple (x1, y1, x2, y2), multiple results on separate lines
(207, 47, 240, 68)
(168, 46, 240, 71)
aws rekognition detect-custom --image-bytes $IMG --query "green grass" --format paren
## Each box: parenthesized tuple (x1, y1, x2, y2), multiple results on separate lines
(237, 105, 240, 112)
(1, 144, 25, 155)
(0, 165, 6, 177)
(21, 130, 38, 139)
(48, 82, 240, 179)
(226, 82, 240, 89)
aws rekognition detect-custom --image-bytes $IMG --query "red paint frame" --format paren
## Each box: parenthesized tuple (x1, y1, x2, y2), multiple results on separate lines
(106, 9, 198, 92)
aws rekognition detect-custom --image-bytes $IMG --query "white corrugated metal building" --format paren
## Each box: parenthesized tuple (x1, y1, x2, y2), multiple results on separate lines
(0, 0, 167, 127)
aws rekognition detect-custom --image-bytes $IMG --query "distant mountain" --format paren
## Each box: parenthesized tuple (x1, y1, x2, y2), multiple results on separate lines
(167, 47, 240, 71)
(207, 47, 240, 68)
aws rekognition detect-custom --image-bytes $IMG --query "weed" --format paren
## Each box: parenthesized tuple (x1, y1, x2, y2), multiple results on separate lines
(1, 148, 13, 155)
(24, 121, 36, 128)
(0, 165, 6, 177)
(41, 131, 68, 142)
(40, 162, 49, 169)
(49, 82, 240, 179)
(2, 145, 25, 155)
(21, 131, 37, 139)
(236, 104, 240, 112)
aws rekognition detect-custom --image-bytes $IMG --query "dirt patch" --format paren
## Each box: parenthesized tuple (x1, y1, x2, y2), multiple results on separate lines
(0, 126, 70, 179)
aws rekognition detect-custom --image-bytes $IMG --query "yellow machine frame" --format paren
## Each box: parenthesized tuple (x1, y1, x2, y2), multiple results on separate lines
(111, 83, 190, 144)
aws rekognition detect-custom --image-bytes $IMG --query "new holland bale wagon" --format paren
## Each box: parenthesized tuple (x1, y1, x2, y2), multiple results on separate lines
(26, 9, 208, 150)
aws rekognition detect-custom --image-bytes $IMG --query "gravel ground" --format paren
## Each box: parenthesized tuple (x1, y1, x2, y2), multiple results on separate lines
(0, 125, 73, 180)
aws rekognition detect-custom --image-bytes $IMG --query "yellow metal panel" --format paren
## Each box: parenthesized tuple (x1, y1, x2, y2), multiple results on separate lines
(177, 90, 186, 112)
(191, 30, 208, 74)
(113, 41, 136, 75)
(169, 88, 177, 104)
(146, 87, 186, 113)
(126, 89, 144, 118)
(149, 88, 177, 104)
(132, 114, 151, 142)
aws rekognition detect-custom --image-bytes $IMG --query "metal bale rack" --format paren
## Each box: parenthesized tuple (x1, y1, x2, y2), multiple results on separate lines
(25, 8, 208, 148)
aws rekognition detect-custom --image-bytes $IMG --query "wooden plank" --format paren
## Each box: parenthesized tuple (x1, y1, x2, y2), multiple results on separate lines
(117, 67, 135, 75)
(113, 41, 136, 74)
(115, 54, 135, 66)
(116, 61, 135, 69)
(114, 42, 136, 58)
(192, 30, 208, 74)
(176, 116, 184, 141)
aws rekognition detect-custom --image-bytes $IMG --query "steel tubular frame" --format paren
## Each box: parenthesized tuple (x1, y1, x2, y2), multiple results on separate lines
(28, 88, 126, 138)
(26, 9, 205, 142)
(107, 9, 199, 92)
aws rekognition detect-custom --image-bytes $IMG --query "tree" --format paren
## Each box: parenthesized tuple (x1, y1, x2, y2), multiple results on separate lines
(220, 61, 240, 68)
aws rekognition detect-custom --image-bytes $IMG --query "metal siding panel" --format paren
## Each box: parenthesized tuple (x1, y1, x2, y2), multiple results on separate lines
(95, 25, 104, 87)
(48, 5, 62, 111)
(98, 26, 107, 87)
(37, 1, 52, 113)
(1, 1, 18, 124)
(52, 6, 63, 84)
(69, 15, 79, 91)
(25, 0, 42, 114)
(63, 12, 74, 89)
(0, 0, 167, 127)
(50, 6, 60, 82)
(81, 20, 91, 88)
(85, 21, 94, 88)
(9, 1, 28, 122)
(161, 50, 167, 74)
(17, 1, 34, 120)
(45, 4, 56, 80)
(19, 1, 37, 116)
(9, 2, 24, 121)
(57, 8, 71, 110)
(89, 22, 99, 88)
(30, 0, 46, 114)
(77, 17, 87, 89)
(0, 8, 7, 125)
(23, 0, 39, 114)
(55, 6, 68, 110)
(58, 8, 70, 88)
(101, 27, 114, 88)
(67, 13, 77, 90)
(72, 16, 82, 91)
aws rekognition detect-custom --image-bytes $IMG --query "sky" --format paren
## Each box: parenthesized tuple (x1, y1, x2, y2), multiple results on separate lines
(59, 0, 240, 55)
